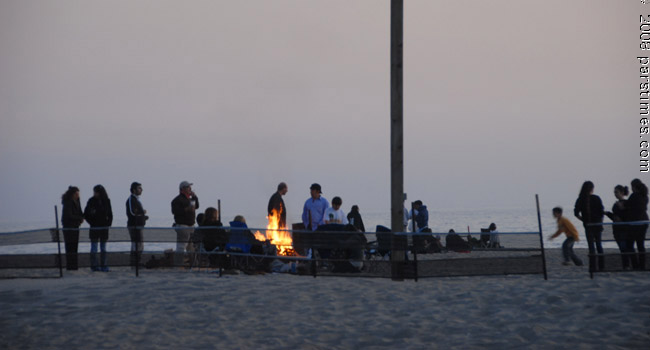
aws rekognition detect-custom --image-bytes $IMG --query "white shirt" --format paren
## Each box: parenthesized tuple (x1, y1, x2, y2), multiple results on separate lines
(323, 207, 349, 225)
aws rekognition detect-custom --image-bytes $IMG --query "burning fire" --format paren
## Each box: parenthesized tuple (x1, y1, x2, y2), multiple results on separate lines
(254, 209, 294, 255)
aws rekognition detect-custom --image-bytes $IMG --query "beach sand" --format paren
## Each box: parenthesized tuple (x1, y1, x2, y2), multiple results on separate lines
(1, 248, 649, 350)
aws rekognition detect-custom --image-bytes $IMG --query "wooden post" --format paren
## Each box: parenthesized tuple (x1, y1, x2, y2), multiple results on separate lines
(390, 0, 405, 281)
(535, 194, 548, 280)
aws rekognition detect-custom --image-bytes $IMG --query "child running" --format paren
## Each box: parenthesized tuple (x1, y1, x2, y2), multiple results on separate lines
(548, 207, 584, 266)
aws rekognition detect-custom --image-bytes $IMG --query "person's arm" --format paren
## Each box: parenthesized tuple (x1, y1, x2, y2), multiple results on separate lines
(302, 201, 309, 228)
(193, 193, 199, 211)
(549, 218, 565, 240)
(107, 199, 113, 227)
(574, 198, 583, 222)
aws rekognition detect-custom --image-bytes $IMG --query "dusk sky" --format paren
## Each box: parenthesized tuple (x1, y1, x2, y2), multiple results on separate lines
(0, 1, 642, 228)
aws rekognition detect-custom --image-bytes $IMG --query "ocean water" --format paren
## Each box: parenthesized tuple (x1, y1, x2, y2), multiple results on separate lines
(0, 206, 616, 253)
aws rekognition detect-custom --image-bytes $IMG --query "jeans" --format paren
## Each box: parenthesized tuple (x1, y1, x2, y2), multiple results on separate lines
(585, 226, 604, 272)
(63, 228, 79, 270)
(630, 224, 647, 270)
(562, 237, 583, 266)
(90, 240, 108, 270)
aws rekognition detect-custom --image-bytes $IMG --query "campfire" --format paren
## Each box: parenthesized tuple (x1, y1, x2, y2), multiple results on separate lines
(254, 209, 296, 256)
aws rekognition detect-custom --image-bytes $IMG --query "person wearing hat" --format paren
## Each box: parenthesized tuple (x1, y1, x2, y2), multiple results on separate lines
(171, 181, 200, 266)
(126, 182, 148, 268)
(301, 183, 330, 230)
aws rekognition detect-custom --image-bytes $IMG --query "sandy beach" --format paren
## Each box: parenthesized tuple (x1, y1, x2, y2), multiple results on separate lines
(0, 248, 649, 350)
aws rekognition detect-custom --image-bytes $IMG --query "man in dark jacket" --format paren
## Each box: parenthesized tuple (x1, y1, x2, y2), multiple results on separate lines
(268, 182, 288, 228)
(171, 181, 200, 266)
(126, 182, 148, 267)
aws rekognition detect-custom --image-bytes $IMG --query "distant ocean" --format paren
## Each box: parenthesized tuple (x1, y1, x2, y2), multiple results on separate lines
(0, 206, 617, 251)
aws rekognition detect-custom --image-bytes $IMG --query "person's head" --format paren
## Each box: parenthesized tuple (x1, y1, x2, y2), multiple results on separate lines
(277, 182, 288, 195)
(62, 186, 80, 204)
(310, 183, 322, 199)
(552, 207, 563, 219)
(631, 178, 649, 197)
(130, 182, 142, 196)
(179, 181, 193, 196)
(204, 207, 219, 222)
(448, 229, 455, 233)
(332, 196, 342, 210)
(489, 223, 497, 231)
(413, 200, 423, 209)
(233, 215, 246, 224)
(196, 213, 205, 226)
(93, 184, 108, 201)
(350, 205, 359, 213)
(579, 181, 595, 198)
(614, 185, 629, 200)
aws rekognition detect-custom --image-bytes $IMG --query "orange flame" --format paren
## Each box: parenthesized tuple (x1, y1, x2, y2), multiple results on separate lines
(254, 209, 293, 255)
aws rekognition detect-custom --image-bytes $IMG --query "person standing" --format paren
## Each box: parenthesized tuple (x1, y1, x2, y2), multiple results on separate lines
(172, 181, 199, 266)
(126, 182, 148, 268)
(605, 185, 631, 269)
(61, 186, 84, 270)
(347, 205, 366, 232)
(574, 181, 605, 272)
(627, 178, 649, 270)
(549, 207, 583, 266)
(84, 184, 113, 272)
(268, 182, 288, 229)
(412, 200, 429, 232)
(302, 183, 329, 230)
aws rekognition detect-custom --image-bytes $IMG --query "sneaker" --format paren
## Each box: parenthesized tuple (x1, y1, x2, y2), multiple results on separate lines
(100, 266, 110, 272)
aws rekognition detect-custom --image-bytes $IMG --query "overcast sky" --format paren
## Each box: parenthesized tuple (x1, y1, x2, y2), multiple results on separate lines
(0, 0, 642, 228)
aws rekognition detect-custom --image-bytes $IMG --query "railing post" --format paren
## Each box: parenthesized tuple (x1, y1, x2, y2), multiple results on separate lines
(54, 205, 63, 278)
(535, 195, 548, 280)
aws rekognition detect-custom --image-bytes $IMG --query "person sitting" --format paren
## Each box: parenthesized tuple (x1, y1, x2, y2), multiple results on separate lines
(196, 208, 228, 267)
(226, 215, 257, 253)
(488, 223, 502, 248)
(323, 196, 349, 225)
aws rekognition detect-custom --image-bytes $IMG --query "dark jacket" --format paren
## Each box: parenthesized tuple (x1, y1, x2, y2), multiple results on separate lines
(268, 192, 286, 228)
(197, 219, 228, 251)
(606, 200, 629, 240)
(347, 210, 366, 232)
(574, 194, 604, 227)
(126, 194, 147, 227)
(62, 198, 84, 228)
(172, 193, 199, 226)
(626, 192, 649, 221)
(415, 205, 429, 230)
(84, 197, 113, 227)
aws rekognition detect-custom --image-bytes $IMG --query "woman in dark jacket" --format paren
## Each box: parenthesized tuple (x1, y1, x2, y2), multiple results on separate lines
(61, 186, 84, 270)
(347, 205, 366, 232)
(627, 179, 649, 270)
(574, 181, 605, 272)
(196, 207, 228, 267)
(605, 185, 631, 269)
(84, 184, 113, 272)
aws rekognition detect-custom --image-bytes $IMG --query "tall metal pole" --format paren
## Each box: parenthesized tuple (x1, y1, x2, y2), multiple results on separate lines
(390, 0, 405, 281)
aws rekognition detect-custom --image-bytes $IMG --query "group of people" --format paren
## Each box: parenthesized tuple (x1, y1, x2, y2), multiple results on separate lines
(60, 182, 149, 271)
(60, 178, 649, 272)
(298, 183, 366, 232)
(549, 179, 649, 271)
